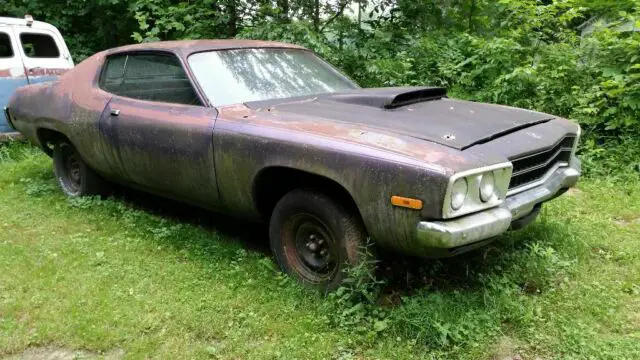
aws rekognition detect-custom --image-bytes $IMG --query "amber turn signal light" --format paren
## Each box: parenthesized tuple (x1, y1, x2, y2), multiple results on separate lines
(391, 196, 423, 210)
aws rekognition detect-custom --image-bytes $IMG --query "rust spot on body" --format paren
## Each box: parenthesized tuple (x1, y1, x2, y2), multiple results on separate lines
(0, 67, 26, 78)
(218, 104, 464, 171)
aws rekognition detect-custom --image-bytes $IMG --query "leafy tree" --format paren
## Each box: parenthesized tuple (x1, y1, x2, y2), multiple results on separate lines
(1, 0, 639, 173)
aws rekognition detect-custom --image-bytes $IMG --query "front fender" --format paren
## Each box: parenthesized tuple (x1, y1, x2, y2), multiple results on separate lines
(212, 118, 459, 252)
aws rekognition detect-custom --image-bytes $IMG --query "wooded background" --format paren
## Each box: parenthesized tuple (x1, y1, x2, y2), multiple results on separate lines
(2, 0, 639, 177)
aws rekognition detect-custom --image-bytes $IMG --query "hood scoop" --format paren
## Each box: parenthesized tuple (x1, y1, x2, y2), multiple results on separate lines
(245, 87, 553, 150)
(328, 86, 447, 109)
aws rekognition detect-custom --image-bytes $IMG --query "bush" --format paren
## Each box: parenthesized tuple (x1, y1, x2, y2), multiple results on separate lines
(6, 0, 640, 176)
(241, 13, 640, 179)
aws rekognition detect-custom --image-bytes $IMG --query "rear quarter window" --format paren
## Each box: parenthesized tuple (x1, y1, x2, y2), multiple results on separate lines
(99, 53, 201, 106)
(100, 54, 127, 93)
(20, 33, 60, 58)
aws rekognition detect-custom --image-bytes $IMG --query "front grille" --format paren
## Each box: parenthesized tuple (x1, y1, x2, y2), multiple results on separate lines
(508, 136, 576, 191)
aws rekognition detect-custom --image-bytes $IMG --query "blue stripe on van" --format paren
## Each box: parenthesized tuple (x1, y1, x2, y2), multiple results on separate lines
(0, 76, 60, 133)
(0, 77, 29, 133)
(28, 75, 59, 84)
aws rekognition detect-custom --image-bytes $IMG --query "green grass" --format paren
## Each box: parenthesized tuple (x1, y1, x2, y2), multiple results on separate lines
(0, 141, 639, 359)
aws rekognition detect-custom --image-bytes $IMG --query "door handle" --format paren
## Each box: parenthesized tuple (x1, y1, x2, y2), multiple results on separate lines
(110, 109, 120, 116)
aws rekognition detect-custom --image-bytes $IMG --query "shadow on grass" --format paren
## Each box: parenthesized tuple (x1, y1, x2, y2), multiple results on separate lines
(97, 188, 578, 350)
(376, 218, 576, 303)
(108, 183, 272, 256)
(104, 182, 574, 301)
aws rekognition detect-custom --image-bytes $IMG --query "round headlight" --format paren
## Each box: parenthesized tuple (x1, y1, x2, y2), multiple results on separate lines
(451, 178, 468, 211)
(479, 172, 495, 202)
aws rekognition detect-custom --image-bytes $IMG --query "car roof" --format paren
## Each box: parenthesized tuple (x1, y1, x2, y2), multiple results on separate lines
(106, 39, 307, 57)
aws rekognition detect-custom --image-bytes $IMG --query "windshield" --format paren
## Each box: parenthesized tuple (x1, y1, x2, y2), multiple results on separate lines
(188, 48, 359, 106)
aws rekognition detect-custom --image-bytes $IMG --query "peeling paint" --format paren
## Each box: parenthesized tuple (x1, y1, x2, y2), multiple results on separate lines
(7, 40, 582, 257)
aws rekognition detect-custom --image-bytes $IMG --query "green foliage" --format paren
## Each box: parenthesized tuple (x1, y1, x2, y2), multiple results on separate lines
(3, 143, 640, 358)
(2, 2, 640, 354)
(0, 141, 16, 162)
(323, 242, 389, 340)
(2, 1, 639, 175)
(130, 0, 235, 42)
(0, 140, 40, 163)
(1, 0, 138, 61)
(241, 2, 640, 178)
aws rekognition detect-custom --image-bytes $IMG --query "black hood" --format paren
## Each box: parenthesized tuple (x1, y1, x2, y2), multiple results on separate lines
(245, 87, 555, 150)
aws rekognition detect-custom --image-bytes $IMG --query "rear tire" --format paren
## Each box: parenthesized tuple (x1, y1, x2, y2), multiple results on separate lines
(269, 189, 371, 293)
(53, 141, 109, 197)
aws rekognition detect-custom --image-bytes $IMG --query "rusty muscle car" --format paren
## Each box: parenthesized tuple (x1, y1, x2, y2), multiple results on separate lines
(5, 40, 581, 291)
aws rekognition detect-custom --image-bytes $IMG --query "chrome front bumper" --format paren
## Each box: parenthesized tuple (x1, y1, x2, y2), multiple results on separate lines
(416, 157, 581, 249)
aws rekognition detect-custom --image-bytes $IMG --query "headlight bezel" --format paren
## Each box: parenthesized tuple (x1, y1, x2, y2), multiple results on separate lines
(450, 177, 468, 211)
(479, 172, 496, 202)
(442, 162, 513, 219)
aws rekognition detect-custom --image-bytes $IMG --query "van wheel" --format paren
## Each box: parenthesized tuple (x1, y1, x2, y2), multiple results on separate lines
(53, 141, 108, 197)
(269, 189, 371, 293)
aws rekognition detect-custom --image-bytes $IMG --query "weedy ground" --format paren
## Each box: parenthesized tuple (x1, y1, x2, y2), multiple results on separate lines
(0, 141, 639, 359)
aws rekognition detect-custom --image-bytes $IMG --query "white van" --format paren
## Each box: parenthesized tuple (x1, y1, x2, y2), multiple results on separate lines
(1, 15, 73, 134)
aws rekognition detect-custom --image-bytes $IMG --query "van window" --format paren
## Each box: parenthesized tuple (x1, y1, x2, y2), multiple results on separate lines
(0, 32, 13, 58)
(20, 33, 60, 58)
(99, 53, 201, 106)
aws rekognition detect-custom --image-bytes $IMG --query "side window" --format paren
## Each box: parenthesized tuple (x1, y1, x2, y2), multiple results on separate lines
(0, 32, 14, 58)
(19, 33, 60, 58)
(99, 53, 201, 106)
(100, 55, 127, 93)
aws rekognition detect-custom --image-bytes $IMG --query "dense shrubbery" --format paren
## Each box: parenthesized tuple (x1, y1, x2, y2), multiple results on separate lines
(2, 0, 640, 177)
(240, 13, 640, 178)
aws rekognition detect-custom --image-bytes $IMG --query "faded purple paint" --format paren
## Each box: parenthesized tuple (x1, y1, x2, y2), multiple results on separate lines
(7, 40, 580, 257)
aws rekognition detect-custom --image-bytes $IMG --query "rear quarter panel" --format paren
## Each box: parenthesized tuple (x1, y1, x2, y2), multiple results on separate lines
(8, 52, 114, 175)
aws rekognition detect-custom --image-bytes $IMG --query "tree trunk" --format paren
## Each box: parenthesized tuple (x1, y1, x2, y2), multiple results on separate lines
(278, 0, 290, 23)
(313, 0, 320, 31)
(468, 0, 476, 32)
(227, 0, 238, 37)
(319, 0, 348, 32)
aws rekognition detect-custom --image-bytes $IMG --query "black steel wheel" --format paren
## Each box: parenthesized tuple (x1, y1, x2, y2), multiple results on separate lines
(288, 213, 339, 282)
(53, 141, 109, 197)
(269, 189, 371, 292)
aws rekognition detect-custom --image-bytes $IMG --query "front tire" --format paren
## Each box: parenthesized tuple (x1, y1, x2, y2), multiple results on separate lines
(269, 189, 370, 293)
(53, 141, 108, 197)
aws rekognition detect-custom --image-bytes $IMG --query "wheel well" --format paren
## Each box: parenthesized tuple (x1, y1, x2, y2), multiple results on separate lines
(36, 128, 68, 156)
(253, 167, 365, 226)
